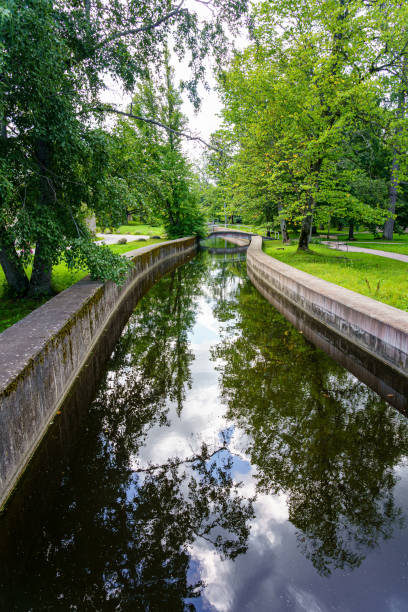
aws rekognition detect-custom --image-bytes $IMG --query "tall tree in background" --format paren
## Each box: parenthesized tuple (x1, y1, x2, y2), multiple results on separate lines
(365, 2, 408, 240)
(113, 57, 205, 238)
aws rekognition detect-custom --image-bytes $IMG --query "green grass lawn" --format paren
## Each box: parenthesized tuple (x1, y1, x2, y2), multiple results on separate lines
(0, 239, 164, 334)
(102, 223, 165, 237)
(0, 263, 88, 333)
(263, 242, 408, 312)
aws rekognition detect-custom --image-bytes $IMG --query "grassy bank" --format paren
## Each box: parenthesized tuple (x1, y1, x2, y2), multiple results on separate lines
(0, 239, 164, 333)
(108, 238, 164, 254)
(263, 242, 408, 312)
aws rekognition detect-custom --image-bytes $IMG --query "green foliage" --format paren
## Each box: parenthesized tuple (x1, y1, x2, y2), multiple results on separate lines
(207, 0, 408, 247)
(0, 0, 247, 295)
(112, 63, 206, 239)
(64, 239, 131, 284)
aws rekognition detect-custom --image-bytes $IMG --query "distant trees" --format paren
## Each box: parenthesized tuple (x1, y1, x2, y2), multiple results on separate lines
(112, 59, 205, 238)
(211, 0, 408, 248)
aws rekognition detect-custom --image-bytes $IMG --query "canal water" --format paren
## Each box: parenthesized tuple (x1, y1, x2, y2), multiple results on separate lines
(1, 242, 408, 610)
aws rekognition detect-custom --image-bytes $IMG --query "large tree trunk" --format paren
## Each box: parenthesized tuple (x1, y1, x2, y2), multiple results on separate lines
(0, 235, 29, 294)
(298, 159, 321, 252)
(383, 154, 398, 240)
(0, 117, 30, 294)
(348, 219, 355, 241)
(28, 238, 53, 297)
(277, 203, 289, 242)
(280, 218, 289, 243)
(297, 196, 314, 251)
(29, 139, 54, 296)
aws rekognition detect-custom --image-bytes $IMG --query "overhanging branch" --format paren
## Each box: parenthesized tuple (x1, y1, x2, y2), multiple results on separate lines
(103, 106, 225, 154)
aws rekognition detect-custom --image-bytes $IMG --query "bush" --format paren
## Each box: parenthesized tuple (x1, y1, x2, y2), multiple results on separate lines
(117, 237, 127, 244)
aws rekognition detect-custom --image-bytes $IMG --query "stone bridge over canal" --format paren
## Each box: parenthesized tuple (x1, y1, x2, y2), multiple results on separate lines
(206, 227, 256, 242)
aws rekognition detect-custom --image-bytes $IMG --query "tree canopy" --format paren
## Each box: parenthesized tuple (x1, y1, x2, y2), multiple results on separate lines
(209, 0, 408, 248)
(0, 0, 248, 295)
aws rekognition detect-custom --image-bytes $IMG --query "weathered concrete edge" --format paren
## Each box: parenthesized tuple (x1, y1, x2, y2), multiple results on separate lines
(247, 236, 408, 377)
(0, 237, 197, 509)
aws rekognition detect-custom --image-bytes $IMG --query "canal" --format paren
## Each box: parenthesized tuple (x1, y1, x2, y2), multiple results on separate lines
(1, 240, 408, 610)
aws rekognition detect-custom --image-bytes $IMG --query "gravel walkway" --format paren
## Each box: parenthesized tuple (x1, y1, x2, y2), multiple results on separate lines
(324, 241, 408, 263)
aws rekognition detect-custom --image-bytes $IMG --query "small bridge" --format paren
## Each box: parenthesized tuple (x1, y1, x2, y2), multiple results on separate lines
(206, 225, 277, 242)
(206, 227, 255, 241)
(201, 227, 252, 255)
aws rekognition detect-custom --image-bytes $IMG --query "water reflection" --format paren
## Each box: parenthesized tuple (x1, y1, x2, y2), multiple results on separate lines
(0, 257, 254, 611)
(1, 250, 408, 610)
(212, 282, 408, 576)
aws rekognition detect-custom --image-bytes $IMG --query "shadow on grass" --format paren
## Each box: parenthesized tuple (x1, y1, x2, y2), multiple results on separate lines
(0, 293, 48, 334)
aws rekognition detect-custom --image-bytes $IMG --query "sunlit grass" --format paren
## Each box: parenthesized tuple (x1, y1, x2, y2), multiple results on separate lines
(108, 238, 164, 254)
(263, 242, 408, 312)
(104, 223, 165, 237)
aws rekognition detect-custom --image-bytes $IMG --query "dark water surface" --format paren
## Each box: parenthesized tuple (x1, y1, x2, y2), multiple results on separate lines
(1, 246, 408, 611)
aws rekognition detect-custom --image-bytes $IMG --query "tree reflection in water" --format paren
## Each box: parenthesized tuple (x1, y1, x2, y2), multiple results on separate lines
(3, 250, 408, 611)
(212, 278, 408, 577)
(1, 259, 254, 611)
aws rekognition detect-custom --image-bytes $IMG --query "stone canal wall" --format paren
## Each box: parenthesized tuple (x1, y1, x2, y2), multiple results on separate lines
(0, 237, 197, 509)
(247, 236, 408, 379)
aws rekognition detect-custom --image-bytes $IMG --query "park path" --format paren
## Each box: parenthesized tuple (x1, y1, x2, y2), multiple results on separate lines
(324, 241, 408, 263)
(96, 233, 150, 244)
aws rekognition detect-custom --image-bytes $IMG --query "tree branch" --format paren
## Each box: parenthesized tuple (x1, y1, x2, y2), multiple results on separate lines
(103, 106, 225, 153)
(97, 1, 185, 49)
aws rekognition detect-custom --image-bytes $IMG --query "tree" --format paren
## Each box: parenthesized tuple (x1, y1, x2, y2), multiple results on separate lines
(214, 0, 404, 249)
(359, 1, 408, 239)
(112, 59, 206, 238)
(0, 0, 248, 295)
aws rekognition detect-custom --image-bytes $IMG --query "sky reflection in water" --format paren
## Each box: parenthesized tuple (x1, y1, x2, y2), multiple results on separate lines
(1, 246, 408, 611)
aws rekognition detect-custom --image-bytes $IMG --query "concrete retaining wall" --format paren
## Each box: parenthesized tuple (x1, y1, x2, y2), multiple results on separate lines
(0, 237, 197, 509)
(247, 236, 408, 378)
